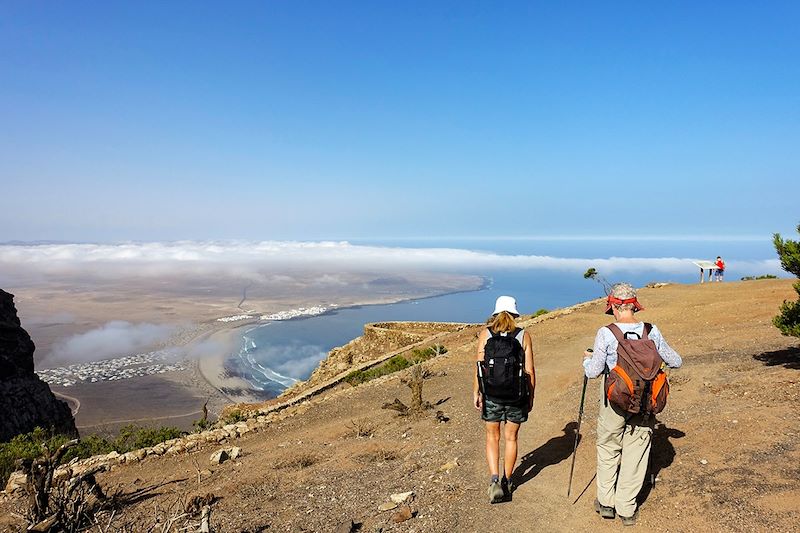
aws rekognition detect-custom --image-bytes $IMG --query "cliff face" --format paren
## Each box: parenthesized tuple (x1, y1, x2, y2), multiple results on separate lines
(0, 289, 77, 442)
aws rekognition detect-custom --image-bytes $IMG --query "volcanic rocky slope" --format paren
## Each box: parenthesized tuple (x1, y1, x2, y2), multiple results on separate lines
(0, 289, 77, 442)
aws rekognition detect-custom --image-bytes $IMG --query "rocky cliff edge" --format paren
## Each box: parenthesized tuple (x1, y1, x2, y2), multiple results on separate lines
(0, 289, 77, 442)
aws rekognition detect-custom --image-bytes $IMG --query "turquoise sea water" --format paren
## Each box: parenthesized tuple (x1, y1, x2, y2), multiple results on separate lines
(226, 238, 782, 397)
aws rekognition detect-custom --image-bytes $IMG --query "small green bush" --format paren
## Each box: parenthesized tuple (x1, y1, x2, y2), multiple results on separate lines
(0, 424, 184, 487)
(0, 428, 70, 488)
(113, 424, 183, 451)
(221, 409, 247, 425)
(60, 435, 115, 464)
(774, 224, 800, 338)
(346, 355, 412, 386)
(382, 354, 413, 373)
(343, 369, 364, 385)
(533, 308, 549, 317)
(409, 344, 447, 363)
(344, 345, 448, 387)
(193, 417, 212, 432)
(741, 274, 778, 281)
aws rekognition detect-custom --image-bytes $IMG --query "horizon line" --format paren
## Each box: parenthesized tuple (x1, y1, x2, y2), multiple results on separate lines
(0, 234, 778, 246)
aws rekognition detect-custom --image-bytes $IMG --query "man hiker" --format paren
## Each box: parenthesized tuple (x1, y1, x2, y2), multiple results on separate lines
(582, 283, 682, 525)
(714, 256, 725, 282)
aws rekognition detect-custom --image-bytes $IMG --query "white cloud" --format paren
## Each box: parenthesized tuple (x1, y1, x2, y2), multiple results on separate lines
(0, 240, 783, 283)
(255, 344, 328, 381)
(49, 321, 175, 363)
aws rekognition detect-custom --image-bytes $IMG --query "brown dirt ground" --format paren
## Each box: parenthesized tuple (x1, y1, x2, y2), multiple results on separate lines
(3, 279, 799, 532)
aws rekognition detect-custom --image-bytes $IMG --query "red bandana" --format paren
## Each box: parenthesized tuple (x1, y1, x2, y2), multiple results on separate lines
(604, 296, 644, 315)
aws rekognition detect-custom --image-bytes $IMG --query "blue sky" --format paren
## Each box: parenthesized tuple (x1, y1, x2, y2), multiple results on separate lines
(1, 1, 798, 242)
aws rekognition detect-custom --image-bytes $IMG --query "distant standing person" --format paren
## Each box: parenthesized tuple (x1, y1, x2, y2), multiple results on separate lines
(714, 256, 725, 282)
(582, 283, 682, 526)
(473, 296, 535, 503)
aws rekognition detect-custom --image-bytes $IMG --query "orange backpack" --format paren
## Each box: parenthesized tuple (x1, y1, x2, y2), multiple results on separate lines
(604, 323, 668, 417)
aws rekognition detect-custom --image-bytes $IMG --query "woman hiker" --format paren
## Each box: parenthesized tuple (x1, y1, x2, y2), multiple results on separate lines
(473, 296, 535, 503)
(582, 283, 682, 526)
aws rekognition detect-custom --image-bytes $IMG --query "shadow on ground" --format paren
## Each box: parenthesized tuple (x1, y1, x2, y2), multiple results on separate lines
(512, 422, 578, 488)
(637, 422, 685, 505)
(753, 347, 800, 370)
(109, 477, 190, 507)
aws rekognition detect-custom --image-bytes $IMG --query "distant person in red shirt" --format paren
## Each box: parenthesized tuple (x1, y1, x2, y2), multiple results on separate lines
(714, 256, 725, 282)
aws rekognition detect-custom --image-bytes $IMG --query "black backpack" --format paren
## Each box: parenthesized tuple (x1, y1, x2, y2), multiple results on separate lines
(478, 328, 528, 404)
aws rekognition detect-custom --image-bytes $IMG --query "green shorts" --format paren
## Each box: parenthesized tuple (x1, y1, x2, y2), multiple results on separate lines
(482, 398, 529, 424)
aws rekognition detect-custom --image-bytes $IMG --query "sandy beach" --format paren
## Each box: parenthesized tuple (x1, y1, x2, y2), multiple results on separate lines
(193, 323, 262, 404)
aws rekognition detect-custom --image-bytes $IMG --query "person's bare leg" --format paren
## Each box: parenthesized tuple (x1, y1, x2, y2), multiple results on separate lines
(485, 422, 501, 476)
(503, 421, 521, 479)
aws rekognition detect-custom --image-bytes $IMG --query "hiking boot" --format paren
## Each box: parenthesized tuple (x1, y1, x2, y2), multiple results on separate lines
(619, 508, 639, 526)
(487, 481, 504, 504)
(594, 499, 615, 519)
(501, 478, 515, 498)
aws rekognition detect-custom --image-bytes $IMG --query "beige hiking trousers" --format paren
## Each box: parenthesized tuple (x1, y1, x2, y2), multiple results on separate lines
(595, 390, 653, 517)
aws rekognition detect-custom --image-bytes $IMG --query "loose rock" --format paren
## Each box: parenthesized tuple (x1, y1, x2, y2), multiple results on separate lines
(4, 471, 27, 494)
(391, 505, 414, 523)
(210, 449, 230, 464)
(390, 491, 414, 504)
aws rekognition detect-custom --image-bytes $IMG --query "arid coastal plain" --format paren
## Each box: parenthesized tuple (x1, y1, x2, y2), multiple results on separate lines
(9, 268, 482, 433)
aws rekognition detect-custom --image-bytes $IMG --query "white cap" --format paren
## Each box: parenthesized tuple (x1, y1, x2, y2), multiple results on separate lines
(493, 295, 519, 317)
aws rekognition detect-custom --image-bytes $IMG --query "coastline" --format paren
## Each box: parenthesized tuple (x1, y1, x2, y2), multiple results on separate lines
(190, 279, 490, 402)
(193, 323, 261, 404)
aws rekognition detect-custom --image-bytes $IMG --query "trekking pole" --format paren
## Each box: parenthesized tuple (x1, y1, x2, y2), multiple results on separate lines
(476, 361, 486, 419)
(567, 350, 591, 497)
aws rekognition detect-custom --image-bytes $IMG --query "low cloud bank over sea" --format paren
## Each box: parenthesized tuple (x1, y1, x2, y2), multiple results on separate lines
(0, 240, 782, 282)
(49, 321, 175, 364)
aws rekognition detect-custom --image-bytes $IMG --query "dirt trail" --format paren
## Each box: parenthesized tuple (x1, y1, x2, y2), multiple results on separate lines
(491, 280, 800, 532)
(3, 279, 799, 532)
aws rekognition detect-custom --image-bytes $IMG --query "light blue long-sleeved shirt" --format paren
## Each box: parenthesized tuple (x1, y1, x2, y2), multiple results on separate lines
(583, 322, 682, 378)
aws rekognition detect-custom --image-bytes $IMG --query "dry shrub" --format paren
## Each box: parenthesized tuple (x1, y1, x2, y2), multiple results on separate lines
(88, 488, 208, 532)
(274, 452, 320, 469)
(355, 444, 401, 464)
(346, 418, 376, 439)
(135, 492, 195, 532)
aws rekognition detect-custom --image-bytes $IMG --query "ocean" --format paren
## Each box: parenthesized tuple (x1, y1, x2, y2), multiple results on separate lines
(226, 238, 782, 396)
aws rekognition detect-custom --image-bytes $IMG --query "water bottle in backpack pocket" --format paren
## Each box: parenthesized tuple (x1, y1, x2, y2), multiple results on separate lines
(479, 328, 528, 404)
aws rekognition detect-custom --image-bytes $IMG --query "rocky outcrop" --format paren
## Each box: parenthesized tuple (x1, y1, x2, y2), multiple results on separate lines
(290, 322, 467, 392)
(0, 289, 77, 442)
